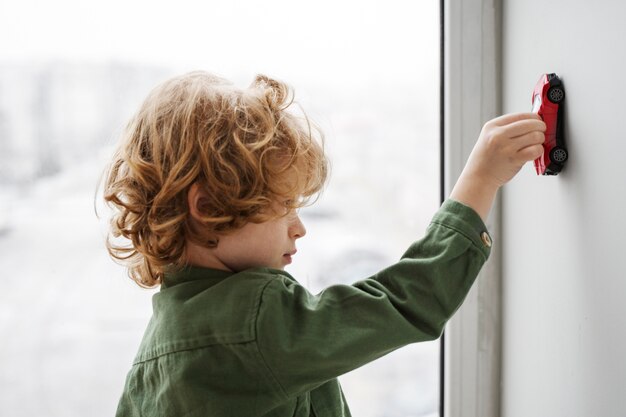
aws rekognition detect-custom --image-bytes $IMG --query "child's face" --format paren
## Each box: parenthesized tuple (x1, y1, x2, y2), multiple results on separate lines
(212, 204, 306, 272)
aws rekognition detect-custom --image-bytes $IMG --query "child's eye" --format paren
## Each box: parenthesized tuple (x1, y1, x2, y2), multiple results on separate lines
(282, 199, 301, 214)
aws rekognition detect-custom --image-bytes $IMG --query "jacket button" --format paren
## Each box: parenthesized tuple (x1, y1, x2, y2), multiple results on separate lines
(481, 232, 492, 248)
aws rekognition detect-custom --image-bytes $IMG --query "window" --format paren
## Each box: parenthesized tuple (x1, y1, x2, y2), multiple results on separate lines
(0, 1, 440, 415)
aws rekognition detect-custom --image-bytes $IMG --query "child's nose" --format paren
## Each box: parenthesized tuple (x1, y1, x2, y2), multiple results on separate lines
(290, 215, 306, 239)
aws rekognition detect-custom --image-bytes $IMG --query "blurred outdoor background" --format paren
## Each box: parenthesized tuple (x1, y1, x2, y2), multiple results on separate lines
(0, 1, 440, 416)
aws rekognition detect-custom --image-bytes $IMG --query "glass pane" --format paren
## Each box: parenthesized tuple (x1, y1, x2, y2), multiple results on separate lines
(0, 1, 439, 416)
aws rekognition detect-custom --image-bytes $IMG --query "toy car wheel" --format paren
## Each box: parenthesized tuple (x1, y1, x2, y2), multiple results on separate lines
(549, 146, 568, 164)
(547, 86, 565, 103)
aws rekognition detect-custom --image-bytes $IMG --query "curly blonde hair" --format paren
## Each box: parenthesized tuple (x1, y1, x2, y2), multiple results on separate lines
(102, 71, 328, 287)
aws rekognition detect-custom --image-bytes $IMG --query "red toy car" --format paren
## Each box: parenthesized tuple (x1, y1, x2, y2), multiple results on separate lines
(531, 73, 568, 175)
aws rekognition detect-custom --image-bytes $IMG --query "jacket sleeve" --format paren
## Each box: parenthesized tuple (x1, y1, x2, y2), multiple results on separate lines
(254, 199, 492, 399)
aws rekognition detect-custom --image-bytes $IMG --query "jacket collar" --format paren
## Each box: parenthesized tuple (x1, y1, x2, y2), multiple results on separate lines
(161, 265, 234, 289)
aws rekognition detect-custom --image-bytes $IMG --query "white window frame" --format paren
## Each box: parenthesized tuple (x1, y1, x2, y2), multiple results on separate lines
(442, 0, 502, 416)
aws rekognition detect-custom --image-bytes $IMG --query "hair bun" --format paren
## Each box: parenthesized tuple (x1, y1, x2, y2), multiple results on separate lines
(251, 74, 291, 111)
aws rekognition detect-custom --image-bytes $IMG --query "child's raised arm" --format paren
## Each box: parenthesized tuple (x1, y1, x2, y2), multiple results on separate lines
(450, 112, 546, 222)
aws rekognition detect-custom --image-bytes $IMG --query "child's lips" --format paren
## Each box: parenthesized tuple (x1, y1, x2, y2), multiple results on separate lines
(283, 250, 297, 264)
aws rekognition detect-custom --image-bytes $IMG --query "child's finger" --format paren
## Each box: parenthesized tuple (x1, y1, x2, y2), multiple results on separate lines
(510, 130, 545, 151)
(487, 112, 542, 127)
(504, 119, 546, 139)
(516, 143, 544, 162)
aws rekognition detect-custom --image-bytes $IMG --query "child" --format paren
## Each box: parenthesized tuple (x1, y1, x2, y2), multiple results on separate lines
(103, 71, 545, 416)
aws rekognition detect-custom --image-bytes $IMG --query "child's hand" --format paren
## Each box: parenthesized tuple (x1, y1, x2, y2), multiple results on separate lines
(450, 113, 546, 222)
(464, 112, 546, 189)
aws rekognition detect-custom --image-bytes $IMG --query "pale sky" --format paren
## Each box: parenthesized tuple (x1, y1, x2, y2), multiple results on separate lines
(0, 0, 438, 83)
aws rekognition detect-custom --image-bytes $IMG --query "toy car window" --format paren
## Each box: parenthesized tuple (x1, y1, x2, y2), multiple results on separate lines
(532, 94, 542, 113)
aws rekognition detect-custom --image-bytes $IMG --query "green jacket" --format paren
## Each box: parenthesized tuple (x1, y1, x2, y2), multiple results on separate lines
(116, 199, 491, 416)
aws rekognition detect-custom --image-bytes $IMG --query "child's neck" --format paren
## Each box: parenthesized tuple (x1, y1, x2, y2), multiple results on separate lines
(184, 240, 232, 272)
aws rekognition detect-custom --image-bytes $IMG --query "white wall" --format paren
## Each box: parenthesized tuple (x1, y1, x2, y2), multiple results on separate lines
(501, 1, 626, 415)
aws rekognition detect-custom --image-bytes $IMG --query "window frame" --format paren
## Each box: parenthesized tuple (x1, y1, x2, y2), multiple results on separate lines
(441, 0, 503, 416)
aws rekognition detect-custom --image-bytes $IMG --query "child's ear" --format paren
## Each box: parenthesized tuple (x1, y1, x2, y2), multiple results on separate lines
(187, 183, 209, 221)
